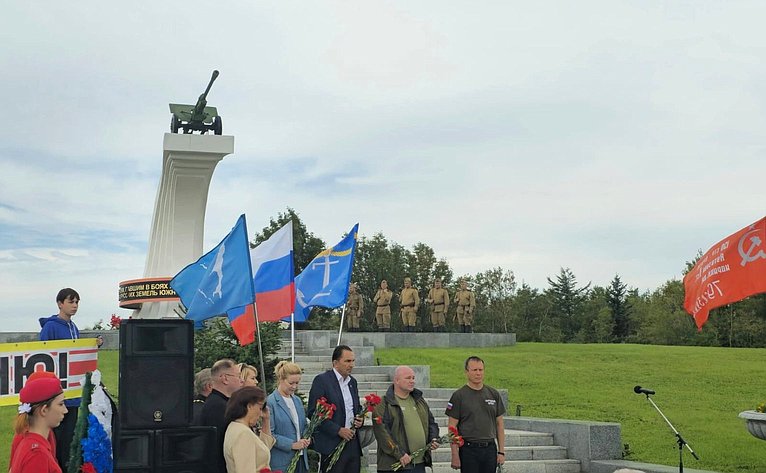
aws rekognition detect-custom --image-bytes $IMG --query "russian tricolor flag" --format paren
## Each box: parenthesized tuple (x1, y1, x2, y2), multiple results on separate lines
(228, 221, 295, 345)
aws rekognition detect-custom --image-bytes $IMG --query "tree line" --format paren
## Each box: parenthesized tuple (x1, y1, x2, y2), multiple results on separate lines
(253, 208, 766, 347)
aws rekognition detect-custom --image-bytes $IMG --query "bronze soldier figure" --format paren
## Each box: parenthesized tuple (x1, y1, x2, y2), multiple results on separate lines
(373, 280, 393, 332)
(345, 283, 364, 332)
(427, 278, 450, 332)
(453, 279, 476, 333)
(399, 277, 420, 332)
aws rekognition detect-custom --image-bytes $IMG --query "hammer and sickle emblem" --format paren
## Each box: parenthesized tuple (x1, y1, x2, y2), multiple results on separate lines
(738, 227, 766, 266)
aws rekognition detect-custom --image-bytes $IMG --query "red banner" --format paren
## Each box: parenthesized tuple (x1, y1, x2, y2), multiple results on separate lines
(683, 217, 766, 330)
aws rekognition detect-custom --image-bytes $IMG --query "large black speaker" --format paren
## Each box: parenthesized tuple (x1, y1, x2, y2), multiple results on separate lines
(114, 427, 215, 473)
(119, 319, 193, 429)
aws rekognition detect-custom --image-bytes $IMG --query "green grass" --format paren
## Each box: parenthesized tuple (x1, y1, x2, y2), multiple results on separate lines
(1, 350, 119, 472)
(376, 343, 766, 473)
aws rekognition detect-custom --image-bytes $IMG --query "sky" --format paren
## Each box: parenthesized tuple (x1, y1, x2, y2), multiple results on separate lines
(2, 1, 765, 331)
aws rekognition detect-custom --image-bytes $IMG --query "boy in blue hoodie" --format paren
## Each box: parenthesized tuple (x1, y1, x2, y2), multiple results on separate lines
(38, 287, 103, 470)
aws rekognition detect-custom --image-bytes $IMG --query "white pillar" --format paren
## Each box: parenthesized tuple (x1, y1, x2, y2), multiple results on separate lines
(135, 133, 234, 318)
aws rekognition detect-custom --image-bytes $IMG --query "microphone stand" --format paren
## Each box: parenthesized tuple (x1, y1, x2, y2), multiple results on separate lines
(640, 393, 699, 473)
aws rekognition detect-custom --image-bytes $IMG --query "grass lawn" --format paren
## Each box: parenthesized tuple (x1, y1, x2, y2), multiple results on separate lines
(377, 343, 766, 473)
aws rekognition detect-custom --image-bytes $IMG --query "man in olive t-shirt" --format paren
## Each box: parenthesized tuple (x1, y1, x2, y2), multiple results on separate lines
(445, 356, 506, 473)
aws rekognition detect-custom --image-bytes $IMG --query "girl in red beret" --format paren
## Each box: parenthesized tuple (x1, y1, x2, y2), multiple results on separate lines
(9, 373, 68, 473)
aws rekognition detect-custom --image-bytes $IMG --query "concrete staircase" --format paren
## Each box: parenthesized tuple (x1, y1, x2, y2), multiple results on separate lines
(275, 333, 582, 473)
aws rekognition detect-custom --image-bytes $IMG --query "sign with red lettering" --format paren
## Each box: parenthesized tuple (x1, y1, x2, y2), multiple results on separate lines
(683, 217, 766, 330)
(0, 339, 98, 406)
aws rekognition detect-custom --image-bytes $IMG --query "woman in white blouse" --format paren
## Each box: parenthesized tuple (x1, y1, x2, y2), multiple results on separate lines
(223, 386, 275, 473)
(266, 361, 311, 473)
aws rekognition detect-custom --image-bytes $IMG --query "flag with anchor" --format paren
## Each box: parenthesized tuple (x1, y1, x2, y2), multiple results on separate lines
(291, 224, 359, 322)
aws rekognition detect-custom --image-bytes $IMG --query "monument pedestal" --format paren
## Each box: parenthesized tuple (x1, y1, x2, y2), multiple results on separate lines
(131, 133, 234, 319)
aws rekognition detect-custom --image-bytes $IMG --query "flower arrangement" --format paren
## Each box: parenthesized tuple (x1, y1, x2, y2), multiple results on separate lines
(260, 468, 283, 473)
(390, 425, 465, 472)
(109, 314, 122, 330)
(286, 397, 336, 473)
(324, 393, 382, 471)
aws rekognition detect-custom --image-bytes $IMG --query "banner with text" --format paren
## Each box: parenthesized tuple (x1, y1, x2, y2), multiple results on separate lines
(683, 217, 766, 330)
(0, 339, 99, 406)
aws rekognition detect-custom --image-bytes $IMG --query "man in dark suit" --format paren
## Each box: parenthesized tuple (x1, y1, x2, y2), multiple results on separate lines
(200, 359, 244, 473)
(308, 345, 364, 473)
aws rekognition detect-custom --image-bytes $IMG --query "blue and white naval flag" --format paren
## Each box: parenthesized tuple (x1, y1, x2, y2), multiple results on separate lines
(291, 224, 359, 322)
(170, 214, 255, 325)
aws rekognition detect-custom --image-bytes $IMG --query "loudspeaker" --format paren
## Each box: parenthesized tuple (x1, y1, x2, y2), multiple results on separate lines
(155, 426, 216, 471)
(114, 429, 153, 472)
(114, 427, 216, 473)
(119, 319, 193, 429)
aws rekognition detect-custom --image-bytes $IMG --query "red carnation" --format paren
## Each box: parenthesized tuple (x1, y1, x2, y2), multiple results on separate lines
(81, 463, 96, 473)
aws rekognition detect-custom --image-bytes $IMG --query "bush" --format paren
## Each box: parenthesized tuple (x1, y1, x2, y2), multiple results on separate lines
(193, 318, 283, 391)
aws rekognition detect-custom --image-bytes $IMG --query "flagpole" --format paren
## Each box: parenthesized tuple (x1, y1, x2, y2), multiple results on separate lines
(290, 312, 295, 362)
(252, 302, 267, 387)
(337, 305, 347, 346)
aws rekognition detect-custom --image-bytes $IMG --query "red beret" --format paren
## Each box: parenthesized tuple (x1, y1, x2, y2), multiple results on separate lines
(27, 371, 58, 382)
(20, 376, 63, 404)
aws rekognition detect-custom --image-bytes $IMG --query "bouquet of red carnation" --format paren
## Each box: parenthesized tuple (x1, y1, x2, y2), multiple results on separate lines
(390, 425, 464, 471)
(324, 393, 382, 471)
(109, 314, 122, 330)
(260, 468, 283, 473)
(286, 397, 336, 473)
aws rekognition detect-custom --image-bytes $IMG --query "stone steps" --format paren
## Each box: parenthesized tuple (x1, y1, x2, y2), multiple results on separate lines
(369, 445, 569, 462)
(298, 381, 393, 393)
(372, 459, 581, 473)
(368, 428, 579, 472)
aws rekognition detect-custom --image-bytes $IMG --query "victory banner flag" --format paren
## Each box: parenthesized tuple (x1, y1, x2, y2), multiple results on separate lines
(0, 339, 98, 406)
(683, 217, 766, 330)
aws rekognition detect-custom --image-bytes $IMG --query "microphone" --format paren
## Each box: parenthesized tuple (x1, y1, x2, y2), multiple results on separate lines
(634, 385, 655, 395)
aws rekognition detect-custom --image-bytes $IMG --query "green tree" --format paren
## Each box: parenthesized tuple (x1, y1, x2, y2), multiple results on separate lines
(509, 283, 555, 341)
(606, 274, 632, 341)
(546, 268, 590, 341)
(472, 267, 516, 333)
(575, 286, 612, 343)
(251, 207, 325, 273)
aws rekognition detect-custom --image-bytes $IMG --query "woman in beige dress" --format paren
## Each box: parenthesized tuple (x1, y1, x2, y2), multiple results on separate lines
(223, 386, 275, 473)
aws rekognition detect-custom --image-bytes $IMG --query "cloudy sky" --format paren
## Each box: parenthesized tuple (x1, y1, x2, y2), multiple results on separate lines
(2, 2, 765, 331)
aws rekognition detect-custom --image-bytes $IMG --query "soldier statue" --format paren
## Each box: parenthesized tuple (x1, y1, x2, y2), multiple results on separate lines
(453, 279, 476, 333)
(373, 279, 393, 332)
(426, 278, 450, 332)
(345, 283, 364, 332)
(399, 277, 420, 332)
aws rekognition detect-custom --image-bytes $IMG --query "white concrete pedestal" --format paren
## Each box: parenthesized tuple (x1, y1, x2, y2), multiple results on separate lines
(134, 133, 234, 318)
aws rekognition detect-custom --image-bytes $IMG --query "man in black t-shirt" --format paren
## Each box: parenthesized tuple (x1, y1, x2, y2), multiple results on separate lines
(445, 356, 506, 473)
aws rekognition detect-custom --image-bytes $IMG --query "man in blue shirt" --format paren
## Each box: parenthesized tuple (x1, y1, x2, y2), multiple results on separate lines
(39, 288, 103, 470)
